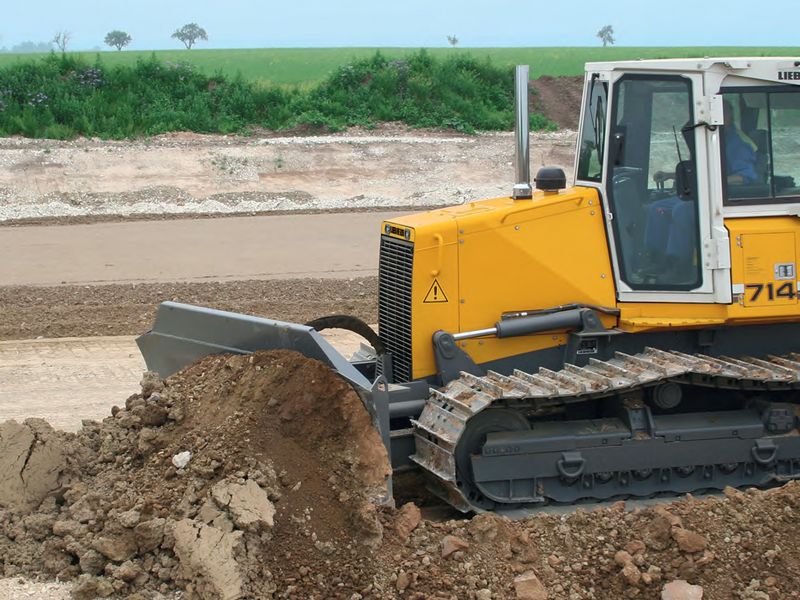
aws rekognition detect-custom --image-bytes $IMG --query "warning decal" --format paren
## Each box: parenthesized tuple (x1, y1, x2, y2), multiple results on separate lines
(423, 278, 448, 303)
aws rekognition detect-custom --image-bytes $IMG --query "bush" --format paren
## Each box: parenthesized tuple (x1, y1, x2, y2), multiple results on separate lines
(0, 51, 555, 139)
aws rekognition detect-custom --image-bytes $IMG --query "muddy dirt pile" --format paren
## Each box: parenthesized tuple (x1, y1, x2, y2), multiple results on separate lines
(3, 350, 800, 599)
(0, 350, 391, 599)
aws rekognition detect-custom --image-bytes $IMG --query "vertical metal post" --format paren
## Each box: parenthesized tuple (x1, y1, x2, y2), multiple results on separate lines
(512, 65, 533, 200)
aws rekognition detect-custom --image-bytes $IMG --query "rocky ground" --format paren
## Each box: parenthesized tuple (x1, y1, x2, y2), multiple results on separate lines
(1, 351, 390, 599)
(2, 352, 800, 600)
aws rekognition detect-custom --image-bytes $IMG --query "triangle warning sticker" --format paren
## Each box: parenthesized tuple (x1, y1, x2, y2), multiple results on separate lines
(423, 278, 448, 303)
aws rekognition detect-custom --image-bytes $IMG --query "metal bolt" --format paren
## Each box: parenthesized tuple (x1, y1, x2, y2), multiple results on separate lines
(515, 225, 520, 231)
(601, 274, 606, 279)
(590, 210, 596, 216)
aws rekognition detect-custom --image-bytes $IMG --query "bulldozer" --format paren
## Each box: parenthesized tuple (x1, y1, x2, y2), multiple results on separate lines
(139, 57, 800, 513)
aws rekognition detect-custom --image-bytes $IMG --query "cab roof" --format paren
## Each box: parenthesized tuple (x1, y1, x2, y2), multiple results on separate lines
(585, 57, 799, 72)
(584, 57, 800, 86)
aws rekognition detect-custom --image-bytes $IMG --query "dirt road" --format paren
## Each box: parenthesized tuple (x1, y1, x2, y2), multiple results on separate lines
(0, 211, 406, 286)
(0, 337, 145, 431)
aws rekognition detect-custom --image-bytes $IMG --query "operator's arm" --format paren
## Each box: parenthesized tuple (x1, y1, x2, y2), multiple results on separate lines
(727, 173, 748, 185)
(725, 130, 758, 185)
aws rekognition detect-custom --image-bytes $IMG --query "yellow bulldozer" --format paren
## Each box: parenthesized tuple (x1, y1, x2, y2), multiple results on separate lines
(139, 57, 800, 513)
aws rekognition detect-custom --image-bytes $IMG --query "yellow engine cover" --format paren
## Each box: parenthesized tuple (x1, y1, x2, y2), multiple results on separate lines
(382, 186, 616, 381)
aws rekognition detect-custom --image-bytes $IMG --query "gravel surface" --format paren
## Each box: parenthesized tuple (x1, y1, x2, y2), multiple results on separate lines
(0, 128, 576, 223)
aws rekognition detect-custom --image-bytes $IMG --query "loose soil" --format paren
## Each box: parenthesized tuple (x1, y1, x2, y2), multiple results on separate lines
(0, 351, 392, 599)
(1, 352, 800, 599)
(531, 76, 585, 131)
(0, 278, 377, 341)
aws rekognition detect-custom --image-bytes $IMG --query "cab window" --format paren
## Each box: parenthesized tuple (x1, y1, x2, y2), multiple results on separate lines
(576, 76, 607, 182)
(722, 88, 800, 205)
(607, 75, 701, 291)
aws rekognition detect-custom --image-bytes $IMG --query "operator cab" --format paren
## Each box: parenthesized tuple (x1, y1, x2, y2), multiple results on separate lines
(576, 58, 800, 303)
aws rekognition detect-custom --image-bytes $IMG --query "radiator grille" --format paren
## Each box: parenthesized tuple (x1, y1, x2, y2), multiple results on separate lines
(378, 235, 414, 383)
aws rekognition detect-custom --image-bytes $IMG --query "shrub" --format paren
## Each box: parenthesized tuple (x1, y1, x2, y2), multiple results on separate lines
(0, 51, 555, 139)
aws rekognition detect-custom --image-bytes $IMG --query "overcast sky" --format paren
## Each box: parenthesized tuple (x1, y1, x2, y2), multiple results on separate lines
(4, 0, 798, 50)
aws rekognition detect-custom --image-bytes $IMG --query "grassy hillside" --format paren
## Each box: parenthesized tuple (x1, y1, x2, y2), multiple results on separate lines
(0, 51, 553, 138)
(0, 47, 797, 87)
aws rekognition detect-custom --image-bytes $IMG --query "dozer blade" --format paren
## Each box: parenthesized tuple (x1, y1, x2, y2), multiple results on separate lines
(136, 301, 372, 393)
(137, 301, 394, 506)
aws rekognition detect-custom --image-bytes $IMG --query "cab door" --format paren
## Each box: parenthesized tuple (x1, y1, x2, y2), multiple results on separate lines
(602, 72, 730, 304)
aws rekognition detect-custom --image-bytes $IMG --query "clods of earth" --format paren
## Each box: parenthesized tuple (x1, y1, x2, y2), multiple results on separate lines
(1, 350, 799, 599)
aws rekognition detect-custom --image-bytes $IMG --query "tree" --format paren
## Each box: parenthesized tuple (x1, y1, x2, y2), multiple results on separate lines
(596, 25, 615, 47)
(104, 30, 132, 51)
(52, 30, 71, 53)
(446, 35, 459, 47)
(171, 23, 208, 49)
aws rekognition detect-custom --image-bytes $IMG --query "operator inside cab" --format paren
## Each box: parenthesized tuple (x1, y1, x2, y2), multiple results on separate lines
(643, 100, 758, 282)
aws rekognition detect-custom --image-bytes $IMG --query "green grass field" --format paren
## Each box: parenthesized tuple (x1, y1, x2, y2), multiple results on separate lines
(1, 47, 798, 87)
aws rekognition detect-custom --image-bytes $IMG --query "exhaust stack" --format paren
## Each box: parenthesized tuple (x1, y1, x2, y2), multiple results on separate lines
(512, 65, 533, 200)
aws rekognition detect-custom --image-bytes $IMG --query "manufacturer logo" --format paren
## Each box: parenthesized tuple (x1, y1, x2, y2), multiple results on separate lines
(384, 224, 411, 240)
(778, 71, 800, 81)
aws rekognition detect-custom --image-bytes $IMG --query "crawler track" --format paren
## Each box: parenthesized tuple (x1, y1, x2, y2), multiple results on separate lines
(412, 348, 800, 512)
